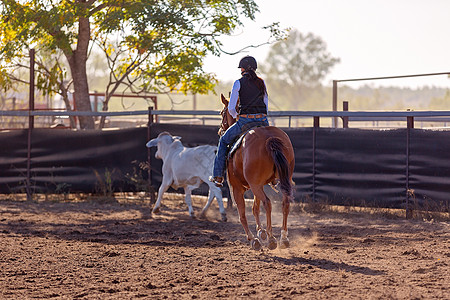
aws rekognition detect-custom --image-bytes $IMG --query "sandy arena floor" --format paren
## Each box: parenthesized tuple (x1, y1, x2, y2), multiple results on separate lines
(0, 195, 449, 299)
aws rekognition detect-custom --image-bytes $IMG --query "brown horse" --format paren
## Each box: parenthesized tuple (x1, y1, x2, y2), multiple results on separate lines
(219, 94, 295, 250)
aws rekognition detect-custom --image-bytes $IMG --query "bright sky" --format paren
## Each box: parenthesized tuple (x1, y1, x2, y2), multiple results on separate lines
(204, 0, 450, 89)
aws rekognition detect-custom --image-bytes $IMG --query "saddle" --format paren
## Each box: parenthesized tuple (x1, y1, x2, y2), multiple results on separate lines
(228, 121, 268, 159)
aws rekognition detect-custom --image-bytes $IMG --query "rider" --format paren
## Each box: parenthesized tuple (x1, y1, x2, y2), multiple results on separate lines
(209, 55, 269, 187)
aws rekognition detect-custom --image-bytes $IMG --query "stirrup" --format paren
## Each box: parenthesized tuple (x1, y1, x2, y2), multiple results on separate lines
(269, 179, 280, 193)
(270, 179, 279, 186)
(209, 176, 224, 187)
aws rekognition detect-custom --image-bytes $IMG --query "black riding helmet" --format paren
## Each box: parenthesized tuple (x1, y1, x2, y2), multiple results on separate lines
(238, 56, 257, 71)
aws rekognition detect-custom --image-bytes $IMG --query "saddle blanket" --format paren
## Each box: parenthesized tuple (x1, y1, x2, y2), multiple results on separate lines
(228, 122, 267, 159)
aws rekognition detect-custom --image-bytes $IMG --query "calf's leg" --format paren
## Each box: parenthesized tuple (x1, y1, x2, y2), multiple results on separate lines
(153, 181, 170, 213)
(183, 187, 195, 218)
(200, 183, 227, 222)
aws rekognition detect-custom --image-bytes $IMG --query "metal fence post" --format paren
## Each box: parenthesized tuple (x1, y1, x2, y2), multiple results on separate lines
(147, 106, 156, 204)
(332, 80, 338, 128)
(26, 49, 35, 202)
(405, 116, 414, 218)
(312, 116, 320, 202)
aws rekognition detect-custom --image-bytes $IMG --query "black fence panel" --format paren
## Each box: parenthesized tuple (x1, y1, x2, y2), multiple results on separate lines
(147, 125, 314, 200)
(409, 129, 450, 211)
(314, 129, 406, 208)
(0, 130, 28, 192)
(0, 125, 448, 211)
(0, 128, 149, 193)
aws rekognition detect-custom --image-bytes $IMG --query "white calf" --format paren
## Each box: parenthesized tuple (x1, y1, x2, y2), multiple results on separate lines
(146, 132, 227, 221)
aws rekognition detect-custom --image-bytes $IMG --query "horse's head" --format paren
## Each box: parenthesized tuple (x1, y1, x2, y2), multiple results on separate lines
(218, 94, 236, 136)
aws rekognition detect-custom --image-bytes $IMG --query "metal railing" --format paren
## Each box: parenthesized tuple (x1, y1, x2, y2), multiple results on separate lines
(332, 71, 450, 127)
(3, 109, 450, 128)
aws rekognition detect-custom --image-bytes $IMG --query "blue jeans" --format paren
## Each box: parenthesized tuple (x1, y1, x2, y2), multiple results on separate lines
(213, 116, 269, 177)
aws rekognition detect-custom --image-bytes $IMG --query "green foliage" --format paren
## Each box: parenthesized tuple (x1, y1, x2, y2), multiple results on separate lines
(0, 0, 279, 117)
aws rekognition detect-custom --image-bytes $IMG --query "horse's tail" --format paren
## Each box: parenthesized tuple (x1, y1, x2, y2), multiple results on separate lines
(265, 137, 293, 199)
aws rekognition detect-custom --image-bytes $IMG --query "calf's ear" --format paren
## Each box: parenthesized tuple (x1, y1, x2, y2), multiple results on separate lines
(146, 139, 158, 148)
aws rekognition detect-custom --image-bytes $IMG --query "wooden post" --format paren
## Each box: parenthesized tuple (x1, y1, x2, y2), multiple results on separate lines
(313, 116, 320, 128)
(407, 116, 414, 129)
(343, 101, 349, 128)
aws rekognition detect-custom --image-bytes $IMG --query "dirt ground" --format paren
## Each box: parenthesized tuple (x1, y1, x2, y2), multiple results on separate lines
(0, 194, 449, 300)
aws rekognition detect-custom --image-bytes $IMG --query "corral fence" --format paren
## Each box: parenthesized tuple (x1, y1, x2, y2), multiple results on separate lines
(1, 109, 450, 216)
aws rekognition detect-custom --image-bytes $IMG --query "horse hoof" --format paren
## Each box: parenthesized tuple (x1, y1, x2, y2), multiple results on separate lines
(251, 238, 262, 251)
(221, 213, 228, 222)
(257, 229, 268, 241)
(279, 238, 290, 249)
(268, 236, 278, 250)
(152, 207, 160, 214)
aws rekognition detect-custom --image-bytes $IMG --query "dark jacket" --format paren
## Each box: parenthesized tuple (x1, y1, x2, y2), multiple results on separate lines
(238, 75, 266, 115)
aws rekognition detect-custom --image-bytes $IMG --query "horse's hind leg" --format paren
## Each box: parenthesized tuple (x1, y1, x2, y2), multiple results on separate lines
(279, 193, 291, 249)
(251, 184, 277, 250)
(251, 194, 267, 241)
(231, 185, 261, 250)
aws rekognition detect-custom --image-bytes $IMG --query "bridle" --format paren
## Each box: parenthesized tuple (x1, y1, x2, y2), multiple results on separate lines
(218, 97, 238, 136)
(218, 106, 229, 136)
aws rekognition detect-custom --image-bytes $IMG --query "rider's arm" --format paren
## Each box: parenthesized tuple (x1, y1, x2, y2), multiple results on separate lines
(264, 92, 268, 113)
(228, 80, 240, 119)
(263, 79, 268, 113)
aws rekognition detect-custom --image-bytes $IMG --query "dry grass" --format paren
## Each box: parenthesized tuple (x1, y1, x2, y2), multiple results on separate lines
(1, 192, 448, 222)
(290, 200, 449, 222)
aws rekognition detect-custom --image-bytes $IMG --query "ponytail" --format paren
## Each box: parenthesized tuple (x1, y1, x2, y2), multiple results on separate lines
(244, 70, 267, 95)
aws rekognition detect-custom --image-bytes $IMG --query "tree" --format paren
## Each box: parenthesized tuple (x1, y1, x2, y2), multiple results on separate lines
(0, 0, 283, 129)
(259, 29, 340, 111)
(262, 29, 340, 87)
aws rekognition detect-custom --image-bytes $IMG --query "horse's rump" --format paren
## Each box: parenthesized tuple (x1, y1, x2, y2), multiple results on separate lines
(230, 126, 294, 193)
